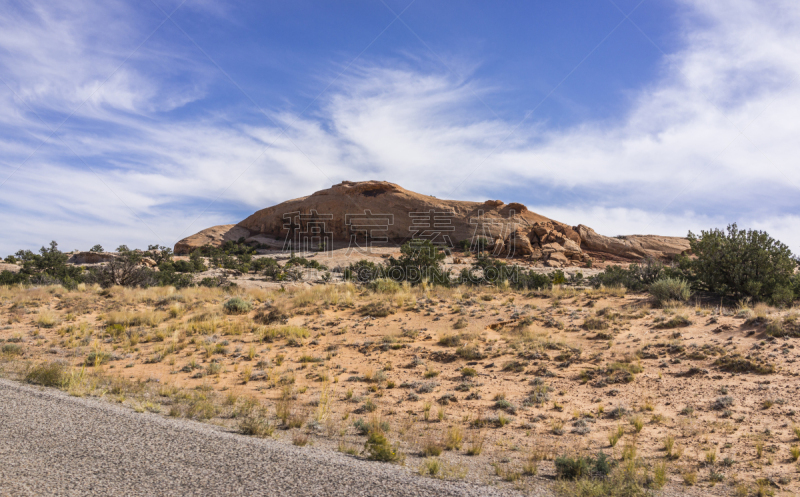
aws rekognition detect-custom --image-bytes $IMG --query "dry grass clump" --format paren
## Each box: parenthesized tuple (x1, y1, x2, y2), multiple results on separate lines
(654, 314, 691, 329)
(746, 302, 772, 324)
(259, 325, 309, 343)
(293, 283, 356, 306)
(714, 353, 775, 374)
(582, 317, 609, 331)
(359, 302, 395, 317)
(367, 278, 403, 294)
(106, 310, 167, 328)
(585, 285, 627, 298)
(25, 361, 67, 387)
(1, 343, 23, 356)
(36, 310, 59, 328)
(253, 304, 290, 325)
(649, 277, 690, 305)
(238, 411, 275, 437)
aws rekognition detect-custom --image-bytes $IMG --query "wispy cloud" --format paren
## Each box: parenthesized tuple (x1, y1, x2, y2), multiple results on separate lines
(0, 0, 798, 255)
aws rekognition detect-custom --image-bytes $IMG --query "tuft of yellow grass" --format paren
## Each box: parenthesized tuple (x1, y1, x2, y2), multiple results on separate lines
(259, 325, 309, 342)
(36, 309, 59, 328)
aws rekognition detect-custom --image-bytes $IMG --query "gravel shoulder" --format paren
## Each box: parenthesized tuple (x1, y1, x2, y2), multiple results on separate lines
(0, 379, 524, 497)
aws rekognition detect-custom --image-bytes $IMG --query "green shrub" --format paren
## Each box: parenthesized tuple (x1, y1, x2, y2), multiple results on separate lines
(223, 297, 252, 314)
(0, 270, 29, 285)
(25, 362, 66, 387)
(714, 354, 775, 374)
(2, 343, 23, 356)
(555, 453, 613, 480)
(344, 260, 383, 283)
(685, 223, 798, 305)
(368, 278, 402, 294)
(555, 455, 591, 480)
(15, 241, 84, 288)
(458, 237, 489, 253)
(364, 430, 403, 462)
(85, 351, 111, 366)
(464, 255, 550, 289)
(649, 277, 691, 304)
(385, 240, 448, 285)
(590, 257, 666, 291)
(239, 415, 274, 437)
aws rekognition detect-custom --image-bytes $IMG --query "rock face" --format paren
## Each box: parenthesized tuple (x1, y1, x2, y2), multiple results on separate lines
(174, 225, 251, 255)
(175, 181, 579, 254)
(576, 225, 691, 260)
(68, 252, 117, 265)
(174, 180, 691, 265)
(496, 221, 590, 267)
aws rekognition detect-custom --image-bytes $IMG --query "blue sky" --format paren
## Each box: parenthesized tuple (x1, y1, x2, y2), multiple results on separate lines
(1, 0, 799, 255)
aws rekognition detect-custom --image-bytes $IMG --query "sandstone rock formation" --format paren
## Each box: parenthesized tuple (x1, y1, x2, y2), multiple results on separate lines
(68, 252, 118, 265)
(494, 221, 590, 267)
(174, 225, 251, 256)
(576, 225, 691, 260)
(175, 181, 579, 254)
(174, 180, 691, 266)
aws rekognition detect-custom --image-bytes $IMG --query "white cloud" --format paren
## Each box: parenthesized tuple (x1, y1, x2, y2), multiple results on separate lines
(1, 0, 799, 256)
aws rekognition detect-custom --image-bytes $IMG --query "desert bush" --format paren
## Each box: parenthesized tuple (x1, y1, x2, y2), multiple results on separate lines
(25, 361, 67, 387)
(85, 351, 111, 366)
(14, 241, 84, 289)
(223, 297, 251, 314)
(712, 396, 734, 410)
(438, 334, 462, 347)
(385, 240, 449, 286)
(0, 270, 28, 285)
(36, 310, 58, 328)
(463, 255, 550, 290)
(254, 306, 289, 325)
(684, 223, 798, 305)
(582, 317, 609, 331)
(444, 425, 463, 450)
(368, 278, 402, 294)
(343, 259, 383, 283)
(555, 452, 613, 480)
(455, 344, 484, 360)
(654, 315, 691, 329)
(359, 302, 395, 317)
(714, 354, 775, 374)
(1, 343, 23, 356)
(649, 277, 691, 304)
(364, 430, 403, 462)
(589, 257, 665, 291)
(239, 414, 275, 437)
(260, 325, 309, 342)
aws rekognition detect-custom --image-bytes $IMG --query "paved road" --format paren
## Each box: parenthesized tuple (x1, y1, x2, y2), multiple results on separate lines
(0, 380, 520, 496)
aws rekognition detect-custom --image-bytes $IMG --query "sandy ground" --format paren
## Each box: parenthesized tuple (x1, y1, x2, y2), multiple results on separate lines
(1, 260, 797, 495)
